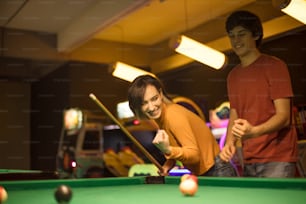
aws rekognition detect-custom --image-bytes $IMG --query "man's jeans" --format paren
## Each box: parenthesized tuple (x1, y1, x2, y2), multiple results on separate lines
(203, 155, 238, 177)
(243, 162, 296, 178)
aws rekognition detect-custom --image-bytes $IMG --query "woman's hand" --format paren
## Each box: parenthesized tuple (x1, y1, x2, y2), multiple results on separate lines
(152, 129, 171, 155)
(158, 167, 169, 176)
(219, 141, 236, 162)
(158, 159, 176, 176)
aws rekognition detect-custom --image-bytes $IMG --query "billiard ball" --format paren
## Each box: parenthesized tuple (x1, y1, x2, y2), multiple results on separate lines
(180, 174, 191, 182)
(0, 186, 8, 203)
(179, 179, 198, 196)
(188, 175, 198, 184)
(180, 174, 198, 183)
(54, 185, 72, 203)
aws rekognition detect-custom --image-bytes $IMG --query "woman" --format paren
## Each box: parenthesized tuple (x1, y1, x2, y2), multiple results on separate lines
(128, 75, 236, 176)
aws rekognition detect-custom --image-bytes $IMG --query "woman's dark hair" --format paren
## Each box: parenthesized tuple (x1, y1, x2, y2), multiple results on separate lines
(128, 75, 168, 119)
(225, 10, 263, 47)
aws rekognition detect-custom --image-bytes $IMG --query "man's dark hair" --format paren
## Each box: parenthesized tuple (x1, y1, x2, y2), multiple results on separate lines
(225, 10, 263, 47)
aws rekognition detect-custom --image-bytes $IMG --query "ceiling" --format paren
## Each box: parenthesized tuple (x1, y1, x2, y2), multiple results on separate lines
(0, 0, 305, 80)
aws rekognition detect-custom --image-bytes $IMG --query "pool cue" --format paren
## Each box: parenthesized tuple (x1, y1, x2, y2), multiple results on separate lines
(89, 93, 164, 172)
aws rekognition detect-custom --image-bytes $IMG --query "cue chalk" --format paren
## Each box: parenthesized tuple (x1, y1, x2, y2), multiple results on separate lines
(89, 93, 164, 172)
(145, 176, 165, 184)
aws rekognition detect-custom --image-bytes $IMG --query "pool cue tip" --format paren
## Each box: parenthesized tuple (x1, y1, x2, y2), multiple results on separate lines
(89, 93, 96, 100)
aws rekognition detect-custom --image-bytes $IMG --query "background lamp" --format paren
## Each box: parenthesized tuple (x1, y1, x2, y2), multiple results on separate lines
(170, 35, 227, 70)
(112, 61, 155, 82)
(274, 0, 306, 24)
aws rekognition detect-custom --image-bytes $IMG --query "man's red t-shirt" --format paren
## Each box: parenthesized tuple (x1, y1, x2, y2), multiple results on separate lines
(227, 54, 297, 163)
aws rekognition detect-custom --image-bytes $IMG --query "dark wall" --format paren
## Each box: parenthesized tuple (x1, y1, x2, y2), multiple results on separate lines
(67, 62, 130, 114)
(260, 30, 306, 105)
(30, 65, 70, 170)
(0, 81, 30, 169)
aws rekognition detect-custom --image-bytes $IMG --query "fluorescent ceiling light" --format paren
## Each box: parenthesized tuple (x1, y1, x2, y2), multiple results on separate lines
(275, 0, 306, 24)
(170, 35, 227, 70)
(112, 61, 155, 82)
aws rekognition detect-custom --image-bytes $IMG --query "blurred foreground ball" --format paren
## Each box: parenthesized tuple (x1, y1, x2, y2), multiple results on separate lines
(54, 185, 72, 203)
(179, 179, 198, 196)
(0, 186, 8, 203)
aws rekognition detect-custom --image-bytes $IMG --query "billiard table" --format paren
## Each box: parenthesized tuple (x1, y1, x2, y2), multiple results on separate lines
(1, 176, 306, 204)
(0, 169, 59, 181)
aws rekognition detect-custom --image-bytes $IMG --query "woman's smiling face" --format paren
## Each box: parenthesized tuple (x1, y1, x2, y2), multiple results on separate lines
(141, 84, 163, 120)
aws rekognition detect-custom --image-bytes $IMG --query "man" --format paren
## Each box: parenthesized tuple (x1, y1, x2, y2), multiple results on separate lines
(220, 10, 298, 177)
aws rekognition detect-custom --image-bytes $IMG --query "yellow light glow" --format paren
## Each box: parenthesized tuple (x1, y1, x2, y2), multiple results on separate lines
(281, 0, 306, 24)
(112, 61, 155, 82)
(171, 35, 227, 70)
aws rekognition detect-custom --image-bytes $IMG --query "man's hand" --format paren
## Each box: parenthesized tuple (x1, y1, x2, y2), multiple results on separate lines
(232, 118, 254, 140)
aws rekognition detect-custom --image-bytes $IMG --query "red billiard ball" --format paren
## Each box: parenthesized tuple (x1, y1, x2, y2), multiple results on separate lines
(188, 175, 198, 184)
(54, 185, 72, 203)
(0, 186, 8, 203)
(180, 174, 198, 184)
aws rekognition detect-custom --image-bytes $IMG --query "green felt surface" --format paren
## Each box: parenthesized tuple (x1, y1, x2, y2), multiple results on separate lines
(1, 176, 306, 204)
(0, 169, 41, 173)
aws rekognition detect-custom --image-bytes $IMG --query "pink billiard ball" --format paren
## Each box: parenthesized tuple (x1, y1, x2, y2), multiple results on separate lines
(179, 179, 198, 196)
(0, 186, 8, 203)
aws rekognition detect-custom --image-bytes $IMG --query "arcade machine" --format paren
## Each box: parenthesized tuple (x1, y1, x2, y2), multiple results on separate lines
(56, 108, 105, 178)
